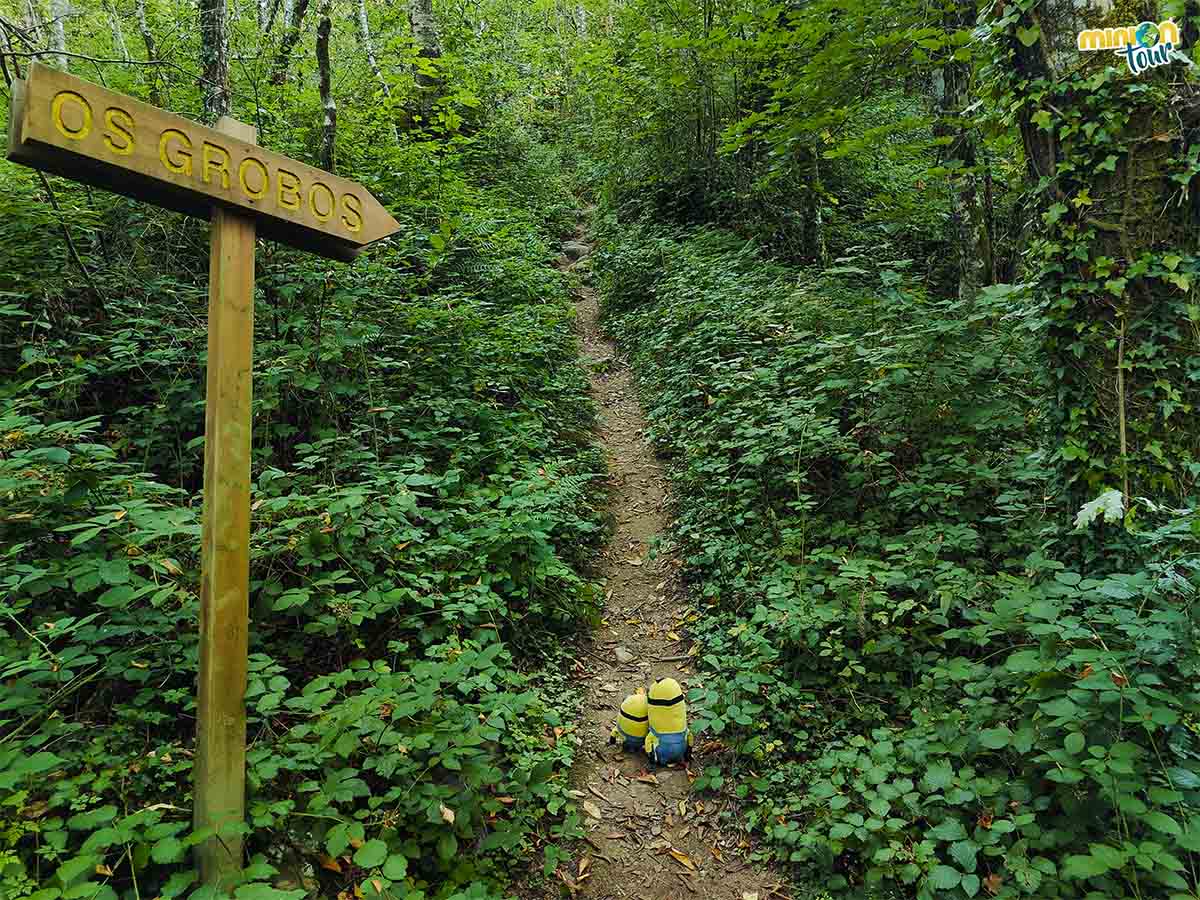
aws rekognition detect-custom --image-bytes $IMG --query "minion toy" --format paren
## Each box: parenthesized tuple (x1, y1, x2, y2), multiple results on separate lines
(644, 677, 693, 765)
(609, 691, 649, 752)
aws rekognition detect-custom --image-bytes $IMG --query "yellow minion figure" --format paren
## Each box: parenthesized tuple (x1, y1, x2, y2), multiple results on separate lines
(609, 691, 649, 752)
(644, 677, 693, 765)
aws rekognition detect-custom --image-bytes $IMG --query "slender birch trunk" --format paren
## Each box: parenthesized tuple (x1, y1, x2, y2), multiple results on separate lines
(105, 0, 129, 60)
(407, 0, 444, 121)
(47, 0, 68, 70)
(354, 0, 399, 142)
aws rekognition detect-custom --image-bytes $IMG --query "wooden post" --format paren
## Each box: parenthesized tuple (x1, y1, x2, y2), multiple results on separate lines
(194, 115, 256, 890)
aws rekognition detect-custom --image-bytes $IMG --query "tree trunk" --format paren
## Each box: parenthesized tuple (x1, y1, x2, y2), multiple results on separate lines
(932, 0, 992, 301)
(105, 0, 128, 60)
(407, 0, 444, 122)
(199, 0, 230, 122)
(271, 0, 310, 83)
(134, 0, 160, 104)
(999, 0, 1200, 504)
(47, 0, 68, 70)
(316, 0, 335, 171)
(136, 0, 156, 60)
(354, 0, 399, 142)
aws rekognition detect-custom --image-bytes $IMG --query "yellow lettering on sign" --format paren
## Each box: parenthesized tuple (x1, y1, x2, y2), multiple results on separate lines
(309, 182, 334, 222)
(159, 129, 193, 176)
(103, 107, 135, 155)
(51, 90, 92, 141)
(238, 157, 269, 199)
(340, 193, 363, 234)
(277, 169, 301, 211)
(202, 141, 231, 189)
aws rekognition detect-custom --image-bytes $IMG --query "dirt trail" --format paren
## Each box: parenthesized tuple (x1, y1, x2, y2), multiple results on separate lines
(547, 226, 783, 900)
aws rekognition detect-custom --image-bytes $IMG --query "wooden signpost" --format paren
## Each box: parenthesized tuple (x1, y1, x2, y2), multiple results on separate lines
(7, 62, 402, 889)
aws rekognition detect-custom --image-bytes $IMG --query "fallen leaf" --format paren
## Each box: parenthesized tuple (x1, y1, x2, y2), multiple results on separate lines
(668, 849, 697, 871)
(496, 796, 515, 805)
(95, 864, 114, 877)
(626, 557, 644, 566)
(984, 873, 1003, 895)
(582, 800, 603, 820)
(578, 856, 591, 877)
(160, 557, 182, 575)
(440, 803, 456, 825)
(711, 846, 724, 862)
(677, 800, 686, 817)
(742, 893, 759, 900)
(605, 831, 625, 839)
(318, 854, 342, 873)
(636, 773, 658, 784)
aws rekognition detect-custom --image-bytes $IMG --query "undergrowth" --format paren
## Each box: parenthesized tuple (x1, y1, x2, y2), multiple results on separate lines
(592, 213, 1200, 900)
(0, 121, 600, 900)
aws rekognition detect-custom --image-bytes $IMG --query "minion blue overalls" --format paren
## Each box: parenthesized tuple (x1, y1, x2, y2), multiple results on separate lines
(644, 677, 692, 765)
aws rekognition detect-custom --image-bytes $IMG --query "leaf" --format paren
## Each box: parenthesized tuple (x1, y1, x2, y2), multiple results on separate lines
(950, 840, 979, 872)
(1064, 732, 1085, 755)
(668, 849, 697, 871)
(1062, 853, 1111, 879)
(318, 855, 342, 873)
(582, 800, 603, 820)
(928, 865, 962, 889)
(56, 855, 99, 884)
(1144, 811, 1182, 836)
(636, 773, 658, 784)
(98, 559, 130, 586)
(381, 855, 407, 880)
(353, 840, 387, 869)
(1016, 24, 1041, 45)
(923, 763, 955, 791)
(439, 803, 455, 825)
(979, 728, 1010, 749)
(151, 836, 185, 864)
(1074, 489, 1124, 530)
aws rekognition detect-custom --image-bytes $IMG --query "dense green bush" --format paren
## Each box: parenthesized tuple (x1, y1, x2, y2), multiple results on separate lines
(593, 216, 1200, 899)
(0, 122, 600, 900)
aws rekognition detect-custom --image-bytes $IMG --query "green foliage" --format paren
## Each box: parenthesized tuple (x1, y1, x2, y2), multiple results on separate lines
(593, 217, 1200, 898)
(0, 42, 600, 899)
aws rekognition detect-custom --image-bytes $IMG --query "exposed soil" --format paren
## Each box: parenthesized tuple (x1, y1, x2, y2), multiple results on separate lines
(543, 226, 786, 900)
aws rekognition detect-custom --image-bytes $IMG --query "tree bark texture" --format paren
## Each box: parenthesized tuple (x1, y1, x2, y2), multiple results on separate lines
(407, 0, 444, 120)
(271, 0, 310, 83)
(200, 0, 230, 122)
(1003, 0, 1200, 502)
(316, 0, 336, 171)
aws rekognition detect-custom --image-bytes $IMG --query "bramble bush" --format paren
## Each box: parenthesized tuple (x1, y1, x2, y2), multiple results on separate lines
(592, 215, 1200, 899)
(0, 117, 601, 900)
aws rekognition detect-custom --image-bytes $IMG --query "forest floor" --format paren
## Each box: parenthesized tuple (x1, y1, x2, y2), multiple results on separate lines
(541, 223, 784, 900)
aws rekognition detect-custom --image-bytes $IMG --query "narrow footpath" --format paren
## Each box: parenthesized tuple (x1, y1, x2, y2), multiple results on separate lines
(548, 225, 783, 900)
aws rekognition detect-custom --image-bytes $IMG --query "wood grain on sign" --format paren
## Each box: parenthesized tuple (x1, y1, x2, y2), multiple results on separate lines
(7, 63, 400, 261)
(193, 117, 256, 887)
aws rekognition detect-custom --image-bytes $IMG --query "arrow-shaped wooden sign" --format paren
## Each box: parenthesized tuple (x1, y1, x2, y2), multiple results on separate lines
(8, 63, 400, 260)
